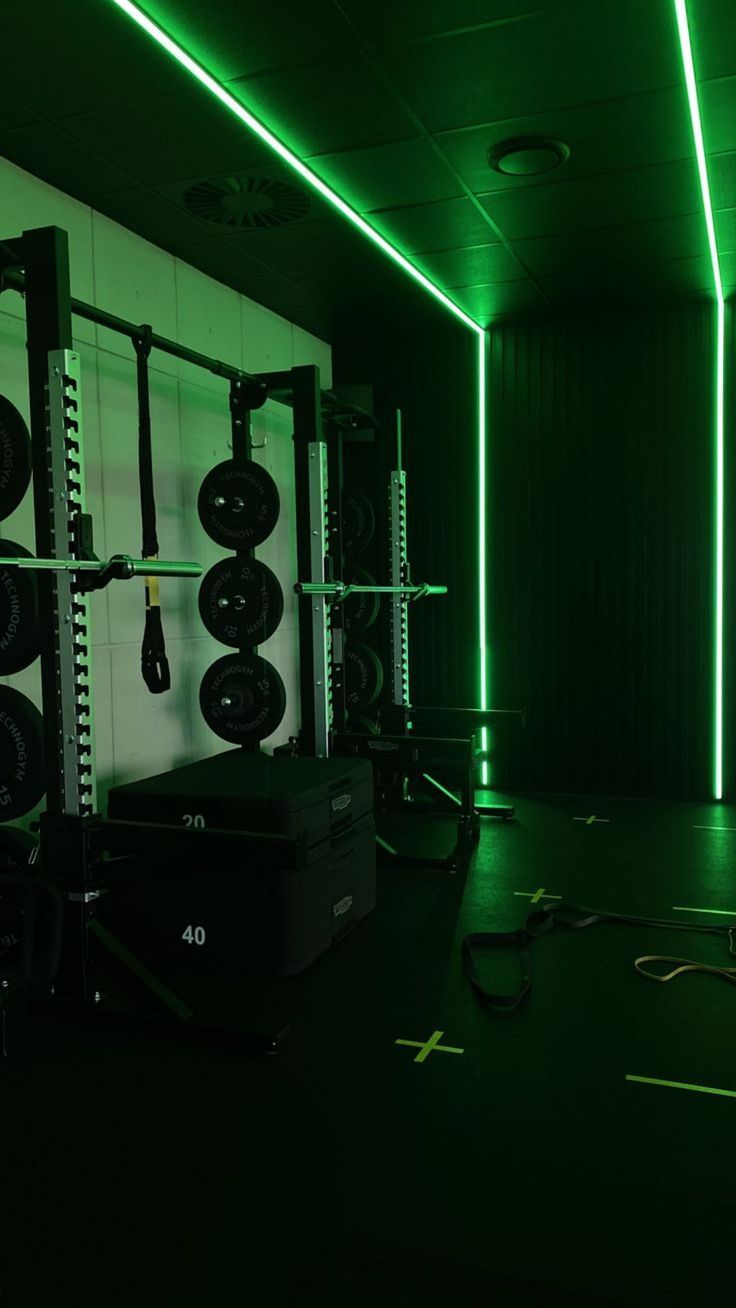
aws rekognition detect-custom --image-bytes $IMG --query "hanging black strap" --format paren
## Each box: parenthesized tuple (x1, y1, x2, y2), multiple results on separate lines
(133, 326, 170, 695)
(461, 902, 736, 1010)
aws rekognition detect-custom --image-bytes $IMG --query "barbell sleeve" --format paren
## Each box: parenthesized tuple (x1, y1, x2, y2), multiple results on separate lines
(0, 554, 203, 578)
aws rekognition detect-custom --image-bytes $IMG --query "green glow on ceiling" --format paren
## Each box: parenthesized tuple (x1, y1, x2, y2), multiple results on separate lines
(111, 0, 480, 335)
(478, 331, 490, 786)
(111, 0, 492, 775)
(673, 0, 725, 801)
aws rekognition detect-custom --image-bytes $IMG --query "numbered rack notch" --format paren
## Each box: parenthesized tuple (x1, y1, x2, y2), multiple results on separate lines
(308, 440, 332, 755)
(46, 349, 96, 817)
(389, 470, 410, 707)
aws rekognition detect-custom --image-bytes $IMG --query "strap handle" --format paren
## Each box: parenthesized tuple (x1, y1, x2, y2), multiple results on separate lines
(462, 902, 736, 1008)
(133, 327, 170, 695)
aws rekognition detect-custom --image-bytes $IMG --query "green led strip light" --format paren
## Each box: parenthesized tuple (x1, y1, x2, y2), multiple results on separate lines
(111, 0, 491, 782)
(674, 0, 726, 800)
(478, 332, 490, 786)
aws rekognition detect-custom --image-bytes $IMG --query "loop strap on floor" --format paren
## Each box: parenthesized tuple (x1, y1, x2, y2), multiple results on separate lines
(461, 903, 736, 1010)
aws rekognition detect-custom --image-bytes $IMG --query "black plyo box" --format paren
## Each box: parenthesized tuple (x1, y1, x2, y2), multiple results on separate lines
(107, 750, 374, 844)
(103, 752, 376, 977)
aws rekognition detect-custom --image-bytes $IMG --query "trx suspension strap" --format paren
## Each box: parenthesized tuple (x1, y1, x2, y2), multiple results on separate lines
(462, 902, 736, 1010)
(133, 326, 170, 694)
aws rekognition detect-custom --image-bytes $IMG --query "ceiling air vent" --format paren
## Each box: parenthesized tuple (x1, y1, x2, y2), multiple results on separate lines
(183, 175, 312, 230)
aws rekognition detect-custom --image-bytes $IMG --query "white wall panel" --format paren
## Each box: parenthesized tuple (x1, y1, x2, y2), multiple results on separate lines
(0, 155, 331, 815)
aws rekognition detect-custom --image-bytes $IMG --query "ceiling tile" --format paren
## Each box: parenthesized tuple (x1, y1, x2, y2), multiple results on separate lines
(337, 0, 570, 47)
(374, 0, 680, 134)
(221, 217, 371, 275)
(370, 196, 497, 254)
(0, 121, 133, 199)
(285, 255, 449, 333)
(513, 213, 709, 278)
(417, 241, 525, 287)
(93, 190, 221, 248)
(288, 302, 335, 341)
(225, 57, 414, 157)
(56, 94, 277, 188)
(167, 237, 277, 291)
(709, 151, 736, 211)
(700, 76, 736, 154)
(449, 279, 545, 324)
(167, 237, 321, 315)
(434, 86, 692, 196)
(142, 0, 358, 80)
(479, 159, 701, 240)
(538, 254, 715, 305)
(715, 207, 736, 250)
(719, 249, 736, 282)
(689, 0, 736, 81)
(0, 0, 195, 118)
(0, 97, 38, 132)
(306, 137, 463, 212)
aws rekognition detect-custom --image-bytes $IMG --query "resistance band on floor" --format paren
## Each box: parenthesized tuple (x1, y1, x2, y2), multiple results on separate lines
(462, 903, 736, 1010)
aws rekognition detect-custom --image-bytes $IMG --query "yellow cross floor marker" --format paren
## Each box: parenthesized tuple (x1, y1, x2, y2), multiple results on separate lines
(627, 1075, 736, 1100)
(573, 815, 610, 825)
(514, 889, 562, 903)
(395, 1030, 464, 1064)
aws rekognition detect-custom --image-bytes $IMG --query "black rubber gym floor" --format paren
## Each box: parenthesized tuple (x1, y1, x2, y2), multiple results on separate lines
(3, 793, 736, 1308)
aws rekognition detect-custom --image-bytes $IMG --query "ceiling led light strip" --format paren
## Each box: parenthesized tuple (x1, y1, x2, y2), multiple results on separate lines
(673, 0, 726, 800)
(110, 0, 491, 780)
(111, 0, 479, 334)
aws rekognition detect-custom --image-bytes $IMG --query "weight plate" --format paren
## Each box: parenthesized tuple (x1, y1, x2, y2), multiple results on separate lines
(342, 566, 380, 634)
(0, 539, 41, 675)
(0, 687, 45, 822)
(342, 491, 375, 555)
(0, 395, 32, 520)
(198, 459, 280, 548)
(199, 654, 287, 745)
(199, 557, 284, 648)
(344, 641, 384, 709)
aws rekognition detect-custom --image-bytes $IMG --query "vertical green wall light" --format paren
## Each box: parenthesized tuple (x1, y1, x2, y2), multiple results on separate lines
(478, 331, 490, 786)
(673, 0, 726, 800)
(111, 0, 491, 773)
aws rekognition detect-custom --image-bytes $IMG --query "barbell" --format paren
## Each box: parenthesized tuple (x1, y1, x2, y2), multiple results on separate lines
(0, 555, 202, 579)
(294, 582, 446, 600)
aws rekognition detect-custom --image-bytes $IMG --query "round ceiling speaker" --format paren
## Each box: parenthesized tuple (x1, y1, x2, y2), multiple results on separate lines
(488, 137, 570, 177)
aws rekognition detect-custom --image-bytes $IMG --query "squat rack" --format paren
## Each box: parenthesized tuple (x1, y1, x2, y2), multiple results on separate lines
(0, 226, 327, 1047)
(0, 223, 412, 1048)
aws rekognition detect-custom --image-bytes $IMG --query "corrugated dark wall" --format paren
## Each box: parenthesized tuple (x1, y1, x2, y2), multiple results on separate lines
(488, 304, 716, 799)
